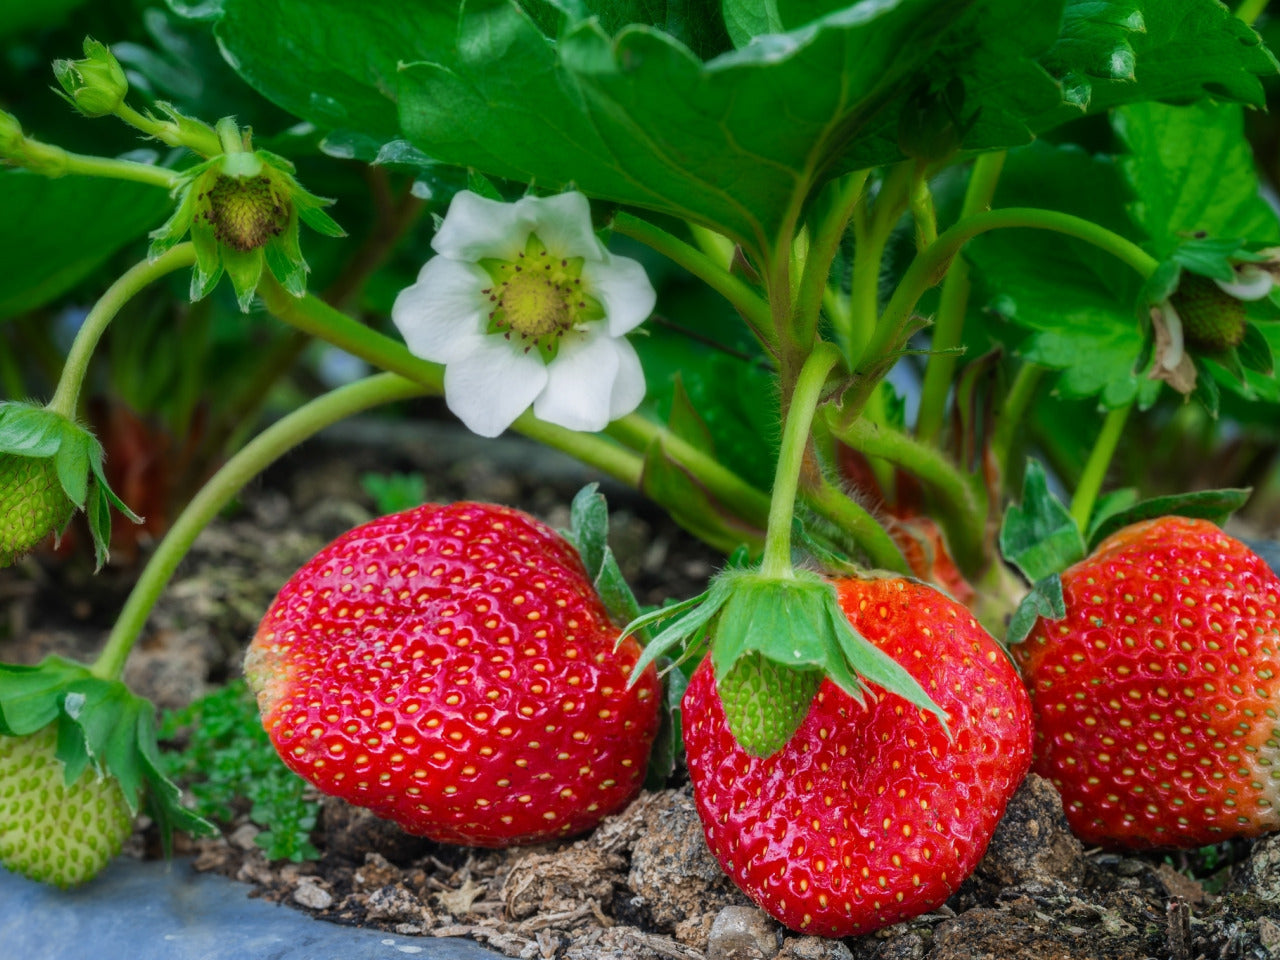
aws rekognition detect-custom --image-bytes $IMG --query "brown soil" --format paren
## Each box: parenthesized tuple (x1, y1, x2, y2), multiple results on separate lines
(5, 419, 1280, 959)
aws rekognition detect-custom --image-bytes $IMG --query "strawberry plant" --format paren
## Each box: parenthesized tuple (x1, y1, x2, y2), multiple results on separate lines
(1, 0, 1280, 952)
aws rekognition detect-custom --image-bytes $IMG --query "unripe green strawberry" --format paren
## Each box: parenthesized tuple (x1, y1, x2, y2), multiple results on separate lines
(0, 725, 134, 888)
(1170, 273, 1247, 352)
(0, 454, 74, 566)
(717, 652, 822, 757)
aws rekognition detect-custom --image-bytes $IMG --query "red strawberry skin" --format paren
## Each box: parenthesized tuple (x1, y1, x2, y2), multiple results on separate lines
(683, 578, 1033, 937)
(246, 502, 660, 847)
(1015, 516, 1280, 850)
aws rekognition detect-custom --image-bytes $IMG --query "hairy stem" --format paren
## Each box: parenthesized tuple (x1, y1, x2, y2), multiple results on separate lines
(915, 151, 1006, 443)
(1070, 402, 1132, 532)
(48, 244, 196, 419)
(794, 171, 869, 349)
(762, 343, 841, 578)
(92, 373, 431, 680)
(15, 137, 180, 188)
(114, 102, 221, 157)
(991, 362, 1045, 487)
(802, 478, 911, 574)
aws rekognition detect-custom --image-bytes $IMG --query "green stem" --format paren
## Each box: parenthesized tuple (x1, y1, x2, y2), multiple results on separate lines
(991, 362, 1045, 485)
(915, 151, 1006, 443)
(826, 411, 986, 575)
(47, 244, 196, 419)
(16, 137, 179, 188)
(257, 275, 645, 489)
(794, 171, 869, 349)
(605, 416, 771, 525)
(114, 102, 221, 157)
(908, 163, 938, 250)
(612, 212, 774, 347)
(91, 373, 431, 680)
(1238, 0, 1270, 26)
(846, 163, 914, 367)
(865, 207, 1159, 378)
(802, 478, 911, 574)
(761, 342, 841, 578)
(1069, 402, 1132, 532)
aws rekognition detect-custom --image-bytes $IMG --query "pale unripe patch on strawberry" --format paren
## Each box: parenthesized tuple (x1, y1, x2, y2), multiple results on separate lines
(246, 502, 660, 847)
(1017, 516, 1280, 850)
(0, 724, 134, 888)
(0, 454, 74, 566)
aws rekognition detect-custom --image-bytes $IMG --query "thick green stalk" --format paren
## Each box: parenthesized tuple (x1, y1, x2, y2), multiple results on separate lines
(258, 275, 644, 489)
(114, 102, 221, 157)
(48, 244, 196, 419)
(1069, 402, 1132, 532)
(863, 207, 1159, 386)
(794, 171, 869, 349)
(846, 163, 914, 367)
(802, 478, 911, 574)
(915, 151, 1006, 443)
(1238, 0, 1269, 26)
(761, 342, 841, 578)
(91, 373, 431, 680)
(612, 212, 774, 346)
(14, 137, 179, 188)
(991, 362, 1045, 485)
(827, 412, 985, 575)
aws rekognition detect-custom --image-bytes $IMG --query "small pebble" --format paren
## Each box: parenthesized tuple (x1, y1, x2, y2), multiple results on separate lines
(707, 905, 778, 960)
(293, 879, 333, 910)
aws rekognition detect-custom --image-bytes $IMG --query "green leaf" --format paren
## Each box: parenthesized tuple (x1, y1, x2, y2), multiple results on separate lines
(722, 0, 782, 48)
(1114, 101, 1280, 258)
(965, 141, 1155, 409)
(1000, 459, 1086, 583)
(0, 170, 169, 321)
(1239, 322, 1275, 376)
(564, 483, 644, 629)
(1086, 487, 1252, 549)
(644, 658, 687, 789)
(1005, 574, 1065, 646)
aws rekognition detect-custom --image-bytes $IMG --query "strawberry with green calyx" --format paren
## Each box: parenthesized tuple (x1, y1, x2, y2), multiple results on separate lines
(0, 401, 140, 569)
(149, 117, 345, 311)
(0, 657, 215, 887)
(682, 576, 1034, 937)
(628, 345, 944, 758)
(246, 496, 661, 847)
(1014, 516, 1280, 850)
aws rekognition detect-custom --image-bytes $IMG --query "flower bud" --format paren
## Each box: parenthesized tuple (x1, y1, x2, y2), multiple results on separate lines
(0, 110, 23, 158)
(52, 38, 128, 119)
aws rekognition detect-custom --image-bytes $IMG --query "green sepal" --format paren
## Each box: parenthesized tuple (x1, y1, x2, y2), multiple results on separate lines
(1190, 355, 1221, 417)
(296, 201, 346, 239)
(1139, 259, 1182, 308)
(644, 658, 688, 790)
(0, 401, 67, 458)
(1086, 487, 1252, 549)
(0, 656, 218, 845)
(1006, 574, 1066, 647)
(1239, 322, 1275, 376)
(264, 209, 308, 297)
(189, 215, 224, 301)
(620, 579, 735, 685)
(999, 459, 1086, 583)
(222, 245, 265, 312)
(1171, 238, 1251, 284)
(562, 483, 643, 631)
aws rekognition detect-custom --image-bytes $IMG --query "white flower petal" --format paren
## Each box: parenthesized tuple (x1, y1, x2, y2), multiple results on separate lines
(443, 336, 549, 438)
(517, 192, 604, 260)
(583, 250, 657, 336)
(607, 336, 646, 420)
(1155, 301, 1185, 371)
(392, 257, 491, 363)
(432, 190, 531, 261)
(533, 330, 622, 433)
(1214, 266, 1273, 301)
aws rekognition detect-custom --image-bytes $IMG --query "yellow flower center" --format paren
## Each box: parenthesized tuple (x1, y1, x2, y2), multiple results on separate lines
(481, 234, 603, 360)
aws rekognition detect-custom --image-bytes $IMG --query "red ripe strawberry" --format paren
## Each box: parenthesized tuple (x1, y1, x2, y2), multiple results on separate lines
(1015, 516, 1280, 850)
(683, 577, 1033, 937)
(245, 501, 660, 847)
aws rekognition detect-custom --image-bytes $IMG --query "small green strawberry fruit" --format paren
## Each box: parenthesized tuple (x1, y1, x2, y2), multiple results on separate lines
(1170, 273, 1248, 352)
(716, 651, 822, 757)
(0, 724, 134, 888)
(0, 454, 74, 566)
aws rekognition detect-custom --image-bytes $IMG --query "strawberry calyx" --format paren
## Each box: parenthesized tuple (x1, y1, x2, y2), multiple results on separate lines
(0, 401, 141, 570)
(0, 655, 216, 880)
(623, 567, 945, 757)
(1000, 457, 1256, 645)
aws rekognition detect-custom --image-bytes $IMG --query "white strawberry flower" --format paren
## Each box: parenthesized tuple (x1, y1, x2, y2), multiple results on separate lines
(392, 191, 655, 438)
